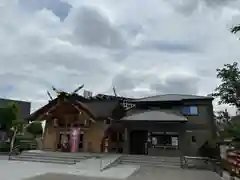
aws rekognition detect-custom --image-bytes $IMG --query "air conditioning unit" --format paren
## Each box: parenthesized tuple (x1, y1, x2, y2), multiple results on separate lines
(83, 90, 93, 99)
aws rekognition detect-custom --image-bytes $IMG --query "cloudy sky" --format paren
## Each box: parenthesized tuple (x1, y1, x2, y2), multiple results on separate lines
(1, 0, 240, 114)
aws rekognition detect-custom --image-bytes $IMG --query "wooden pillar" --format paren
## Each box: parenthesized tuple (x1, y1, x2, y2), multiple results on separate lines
(123, 127, 129, 153)
(43, 118, 58, 151)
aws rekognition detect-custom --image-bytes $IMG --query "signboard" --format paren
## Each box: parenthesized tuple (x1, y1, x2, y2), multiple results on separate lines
(70, 128, 80, 153)
(171, 137, 178, 146)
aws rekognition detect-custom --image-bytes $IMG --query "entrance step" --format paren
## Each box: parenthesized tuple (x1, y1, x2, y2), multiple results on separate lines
(10, 156, 75, 164)
(9, 150, 96, 165)
(75, 154, 122, 171)
(119, 155, 182, 168)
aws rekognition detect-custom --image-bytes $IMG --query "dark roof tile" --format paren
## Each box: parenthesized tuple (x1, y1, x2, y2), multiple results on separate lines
(121, 109, 187, 122)
(133, 94, 213, 102)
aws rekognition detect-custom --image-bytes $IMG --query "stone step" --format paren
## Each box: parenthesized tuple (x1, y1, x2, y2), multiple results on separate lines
(10, 156, 75, 164)
(21, 151, 92, 159)
(121, 156, 180, 161)
(118, 161, 181, 168)
(19, 153, 87, 161)
(11, 154, 82, 162)
(9, 151, 95, 165)
(121, 155, 181, 162)
(122, 154, 180, 158)
(119, 155, 182, 168)
(120, 159, 181, 166)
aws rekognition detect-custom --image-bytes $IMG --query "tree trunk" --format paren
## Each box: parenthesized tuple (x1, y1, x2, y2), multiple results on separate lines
(9, 129, 17, 159)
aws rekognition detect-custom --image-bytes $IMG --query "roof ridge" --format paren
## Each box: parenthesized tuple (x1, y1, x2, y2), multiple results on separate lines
(138, 93, 208, 99)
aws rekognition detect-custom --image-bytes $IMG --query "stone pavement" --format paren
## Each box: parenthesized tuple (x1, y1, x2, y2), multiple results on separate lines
(25, 167, 222, 180)
(128, 167, 221, 180)
(0, 155, 222, 180)
(0, 159, 139, 180)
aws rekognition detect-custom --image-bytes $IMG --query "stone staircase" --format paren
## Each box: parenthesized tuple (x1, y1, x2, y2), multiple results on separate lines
(10, 151, 95, 164)
(119, 154, 182, 168)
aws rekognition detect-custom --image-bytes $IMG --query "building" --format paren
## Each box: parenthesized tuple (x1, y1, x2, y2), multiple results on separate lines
(0, 98, 31, 142)
(26, 93, 215, 156)
(0, 98, 31, 119)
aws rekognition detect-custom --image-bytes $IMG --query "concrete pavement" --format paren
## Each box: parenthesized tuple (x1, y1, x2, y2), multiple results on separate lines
(24, 167, 222, 180)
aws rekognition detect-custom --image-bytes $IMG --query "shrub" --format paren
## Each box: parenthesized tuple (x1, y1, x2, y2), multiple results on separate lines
(198, 140, 220, 159)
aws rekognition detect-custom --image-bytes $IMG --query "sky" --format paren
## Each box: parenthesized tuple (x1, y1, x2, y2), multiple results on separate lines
(0, 0, 240, 115)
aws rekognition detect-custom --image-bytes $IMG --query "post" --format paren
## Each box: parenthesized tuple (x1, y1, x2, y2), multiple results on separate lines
(100, 158, 102, 171)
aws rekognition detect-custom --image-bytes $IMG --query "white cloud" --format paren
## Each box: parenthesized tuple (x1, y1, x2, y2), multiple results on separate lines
(0, 0, 240, 115)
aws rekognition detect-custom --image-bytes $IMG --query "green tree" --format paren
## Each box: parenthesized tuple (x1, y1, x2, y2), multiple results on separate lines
(212, 62, 240, 110)
(215, 109, 231, 138)
(215, 109, 231, 127)
(26, 122, 43, 137)
(227, 121, 240, 139)
(0, 103, 19, 131)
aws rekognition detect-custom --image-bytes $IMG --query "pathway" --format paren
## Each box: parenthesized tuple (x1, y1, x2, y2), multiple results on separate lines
(24, 167, 221, 180)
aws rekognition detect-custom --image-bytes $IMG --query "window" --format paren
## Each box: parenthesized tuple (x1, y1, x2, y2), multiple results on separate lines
(151, 135, 173, 146)
(182, 106, 198, 115)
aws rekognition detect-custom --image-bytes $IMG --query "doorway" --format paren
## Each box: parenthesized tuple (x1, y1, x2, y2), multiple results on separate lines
(78, 132, 84, 151)
(58, 130, 84, 152)
(130, 130, 148, 155)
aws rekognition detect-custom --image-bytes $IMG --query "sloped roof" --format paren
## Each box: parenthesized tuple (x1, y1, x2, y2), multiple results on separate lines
(84, 101, 121, 118)
(26, 94, 123, 121)
(121, 109, 188, 122)
(133, 94, 213, 102)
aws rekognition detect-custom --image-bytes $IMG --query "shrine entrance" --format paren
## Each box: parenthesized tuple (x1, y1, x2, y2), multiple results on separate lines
(58, 129, 85, 152)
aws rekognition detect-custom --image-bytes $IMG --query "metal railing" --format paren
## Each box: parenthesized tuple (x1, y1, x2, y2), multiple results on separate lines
(99, 155, 121, 171)
(8, 144, 20, 160)
(182, 156, 222, 175)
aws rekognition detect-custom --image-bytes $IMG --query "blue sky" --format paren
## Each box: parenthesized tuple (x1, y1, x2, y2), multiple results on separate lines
(0, 0, 240, 114)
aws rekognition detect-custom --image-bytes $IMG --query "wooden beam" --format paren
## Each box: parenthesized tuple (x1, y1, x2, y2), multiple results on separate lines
(75, 101, 96, 123)
(35, 102, 61, 121)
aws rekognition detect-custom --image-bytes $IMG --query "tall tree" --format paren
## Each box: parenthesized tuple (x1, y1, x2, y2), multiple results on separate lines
(215, 109, 231, 129)
(0, 103, 26, 155)
(212, 62, 240, 110)
(227, 121, 240, 140)
(0, 103, 19, 131)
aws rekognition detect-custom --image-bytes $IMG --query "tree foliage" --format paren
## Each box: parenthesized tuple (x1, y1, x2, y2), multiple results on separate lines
(26, 122, 43, 137)
(215, 109, 231, 138)
(212, 62, 240, 109)
(0, 103, 27, 154)
(215, 109, 231, 127)
(229, 120, 240, 138)
(0, 103, 19, 131)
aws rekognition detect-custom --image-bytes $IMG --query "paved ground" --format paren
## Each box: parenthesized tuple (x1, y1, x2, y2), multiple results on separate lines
(0, 159, 139, 180)
(128, 167, 221, 180)
(25, 167, 221, 180)
(0, 155, 9, 160)
(0, 155, 222, 180)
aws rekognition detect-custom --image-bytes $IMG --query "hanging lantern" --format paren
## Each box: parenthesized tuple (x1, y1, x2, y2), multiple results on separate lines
(53, 118, 58, 127)
(84, 119, 89, 126)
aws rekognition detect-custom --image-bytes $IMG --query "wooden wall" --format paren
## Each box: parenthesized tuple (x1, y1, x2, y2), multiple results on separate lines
(83, 121, 109, 153)
(43, 121, 57, 151)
